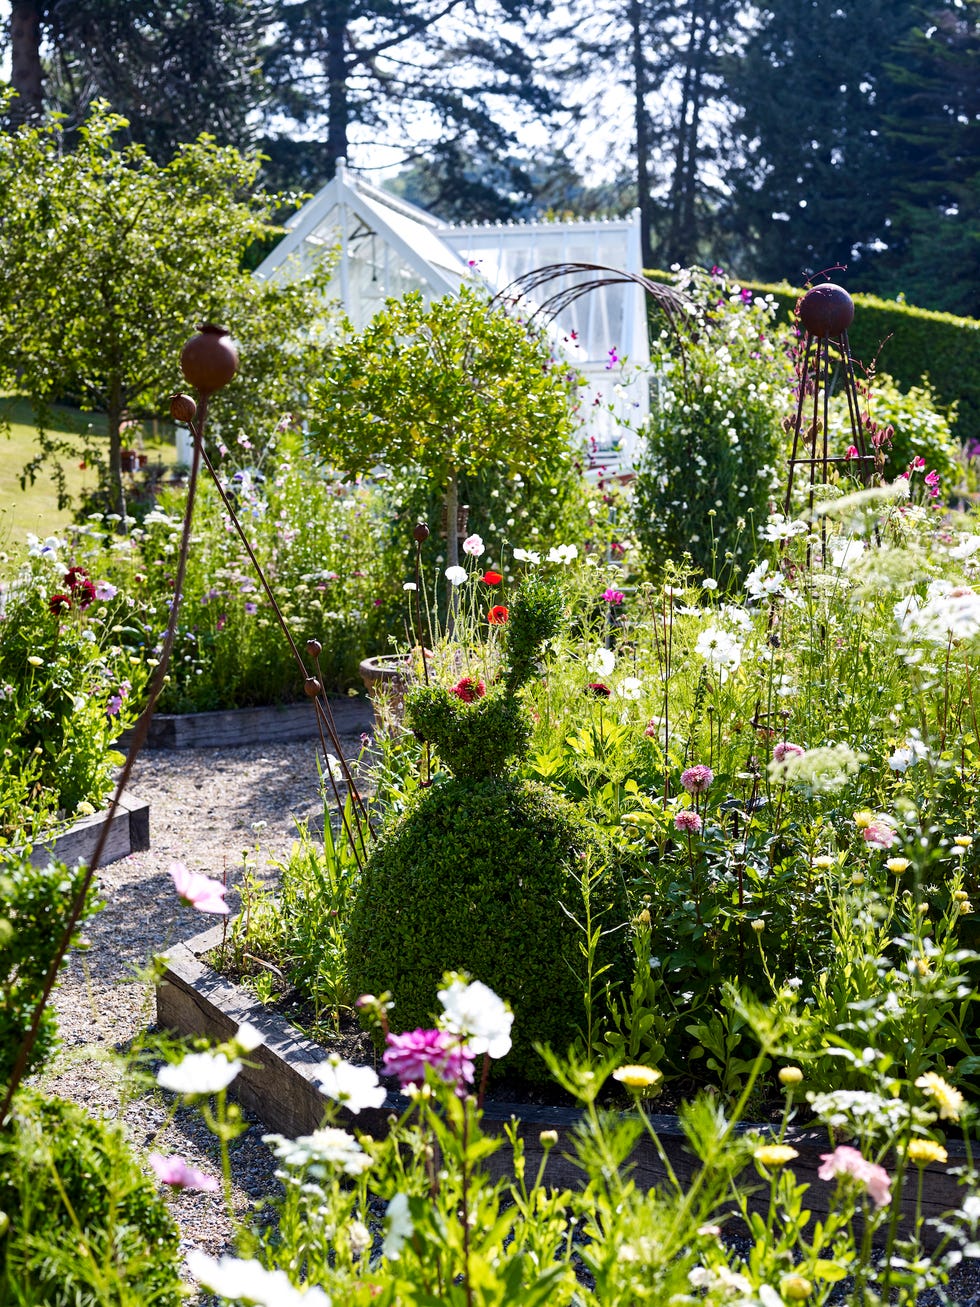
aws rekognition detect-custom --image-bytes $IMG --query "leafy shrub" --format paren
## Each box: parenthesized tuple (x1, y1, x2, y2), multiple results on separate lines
(843, 372, 961, 486)
(0, 1091, 182, 1307)
(0, 852, 99, 1085)
(346, 775, 628, 1078)
(0, 548, 145, 838)
(632, 267, 791, 584)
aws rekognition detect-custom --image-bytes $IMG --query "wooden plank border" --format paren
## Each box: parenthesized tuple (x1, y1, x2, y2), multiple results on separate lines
(29, 794, 150, 869)
(156, 924, 972, 1245)
(120, 697, 373, 751)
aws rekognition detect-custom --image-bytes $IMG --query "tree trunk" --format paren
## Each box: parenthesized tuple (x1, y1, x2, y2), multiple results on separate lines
(324, 1, 350, 175)
(629, 0, 655, 267)
(106, 376, 127, 522)
(8, 0, 44, 125)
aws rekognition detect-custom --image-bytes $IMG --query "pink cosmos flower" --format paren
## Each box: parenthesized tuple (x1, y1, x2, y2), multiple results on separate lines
(818, 1145, 891, 1208)
(862, 819, 897, 851)
(773, 741, 805, 764)
(149, 1153, 220, 1192)
(382, 1028, 475, 1092)
(681, 764, 714, 795)
(601, 588, 625, 605)
(170, 862, 230, 914)
(674, 810, 703, 834)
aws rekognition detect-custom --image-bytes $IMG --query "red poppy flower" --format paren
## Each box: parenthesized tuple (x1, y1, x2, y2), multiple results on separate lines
(487, 605, 509, 625)
(482, 570, 503, 586)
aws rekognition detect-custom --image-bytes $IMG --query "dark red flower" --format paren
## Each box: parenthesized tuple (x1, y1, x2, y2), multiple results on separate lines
(63, 565, 89, 591)
(449, 677, 486, 704)
(482, 570, 503, 586)
(487, 605, 509, 625)
(49, 592, 72, 615)
(586, 682, 611, 698)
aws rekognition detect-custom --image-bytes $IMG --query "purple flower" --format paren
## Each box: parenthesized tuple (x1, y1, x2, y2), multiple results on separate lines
(602, 588, 625, 605)
(681, 765, 714, 795)
(244, 602, 257, 615)
(674, 810, 703, 834)
(606, 346, 619, 369)
(94, 581, 117, 601)
(382, 1029, 475, 1093)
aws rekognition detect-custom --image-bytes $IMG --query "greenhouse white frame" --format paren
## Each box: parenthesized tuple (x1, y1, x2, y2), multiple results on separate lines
(254, 161, 651, 472)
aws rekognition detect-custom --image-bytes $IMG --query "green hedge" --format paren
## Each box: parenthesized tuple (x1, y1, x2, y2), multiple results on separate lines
(647, 272, 980, 447)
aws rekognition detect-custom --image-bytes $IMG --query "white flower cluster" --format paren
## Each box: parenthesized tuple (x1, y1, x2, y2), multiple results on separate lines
(695, 626, 743, 681)
(896, 580, 980, 643)
(263, 1127, 373, 1178)
(808, 1089, 910, 1135)
(186, 1252, 331, 1306)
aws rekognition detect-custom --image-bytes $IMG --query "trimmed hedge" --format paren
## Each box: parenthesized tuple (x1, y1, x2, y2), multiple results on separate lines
(647, 272, 980, 446)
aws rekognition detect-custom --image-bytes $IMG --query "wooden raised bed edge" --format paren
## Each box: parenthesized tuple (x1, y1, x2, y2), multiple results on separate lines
(28, 794, 150, 870)
(157, 924, 970, 1247)
(119, 696, 374, 751)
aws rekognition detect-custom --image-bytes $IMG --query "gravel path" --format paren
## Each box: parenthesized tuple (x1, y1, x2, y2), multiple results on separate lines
(32, 730, 368, 1272)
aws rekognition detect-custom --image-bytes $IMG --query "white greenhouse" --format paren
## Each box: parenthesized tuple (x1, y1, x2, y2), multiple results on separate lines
(254, 161, 652, 472)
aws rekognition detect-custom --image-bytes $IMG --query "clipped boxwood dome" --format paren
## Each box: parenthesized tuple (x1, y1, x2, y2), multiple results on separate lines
(347, 774, 628, 1079)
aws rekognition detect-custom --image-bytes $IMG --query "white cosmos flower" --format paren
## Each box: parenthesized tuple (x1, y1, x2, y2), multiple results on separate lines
(235, 1022, 265, 1052)
(383, 1192, 413, 1260)
(947, 534, 980, 561)
(157, 1051, 242, 1095)
(264, 1128, 372, 1176)
(313, 1056, 386, 1114)
(325, 753, 344, 782)
(438, 978, 513, 1058)
(186, 1252, 331, 1306)
(831, 538, 866, 571)
(547, 543, 578, 564)
(905, 584, 980, 642)
(587, 647, 616, 677)
(444, 565, 468, 586)
(695, 626, 743, 680)
(617, 676, 643, 700)
(761, 513, 808, 543)
(512, 547, 541, 564)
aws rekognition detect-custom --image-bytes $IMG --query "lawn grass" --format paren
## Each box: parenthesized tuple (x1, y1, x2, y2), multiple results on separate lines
(0, 395, 176, 554)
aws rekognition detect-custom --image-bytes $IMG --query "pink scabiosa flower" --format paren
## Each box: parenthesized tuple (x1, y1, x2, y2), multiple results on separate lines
(149, 1153, 220, 1193)
(382, 1029, 475, 1093)
(818, 1145, 891, 1209)
(170, 862, 229, 914)
(586, 682, 611, 698)
(449, 677, 485, 704)
(674, 810, 703, 834)
(681, 765, 714, 795)
(773, 741, 805, 764)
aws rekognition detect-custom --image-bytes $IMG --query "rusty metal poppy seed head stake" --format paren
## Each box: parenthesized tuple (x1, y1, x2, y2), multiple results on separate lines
(180, 323, 239, 393)
(169, 392, 197, 423)
(798, 284, 854, 339)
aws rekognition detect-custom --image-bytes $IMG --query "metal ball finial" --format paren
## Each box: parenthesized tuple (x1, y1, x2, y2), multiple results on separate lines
(798, 284, 854, 339)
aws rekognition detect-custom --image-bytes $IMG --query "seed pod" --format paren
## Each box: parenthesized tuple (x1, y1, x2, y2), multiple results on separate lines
(179, 323, 239, 393)
(306, 638, 323, 658)
(304, 676, 321, 698)
(798, 284, 854, 338)
(413, 522, 430, 543)
(169, 392, 197, 423)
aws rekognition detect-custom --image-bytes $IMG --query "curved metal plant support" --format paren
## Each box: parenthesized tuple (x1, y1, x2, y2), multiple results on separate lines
(489, 261, 695, 355)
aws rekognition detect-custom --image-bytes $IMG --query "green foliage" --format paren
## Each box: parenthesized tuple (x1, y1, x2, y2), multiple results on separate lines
(632, 267, 791, 583)
(347, 776, 628, 1078)
(504, 572, 565, 694)
(406, 686, 530, 780)
(308, 285, 581, 568)
(0, 853, 98, 1085)
(834, 372, 961, 487)
(0, 1090, 182, 1307)
(0, 100, 333, 514)
(0, 552, 147, 838)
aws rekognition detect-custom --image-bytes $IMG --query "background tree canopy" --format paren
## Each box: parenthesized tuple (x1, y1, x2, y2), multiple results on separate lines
(2, 0, 978, 314)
